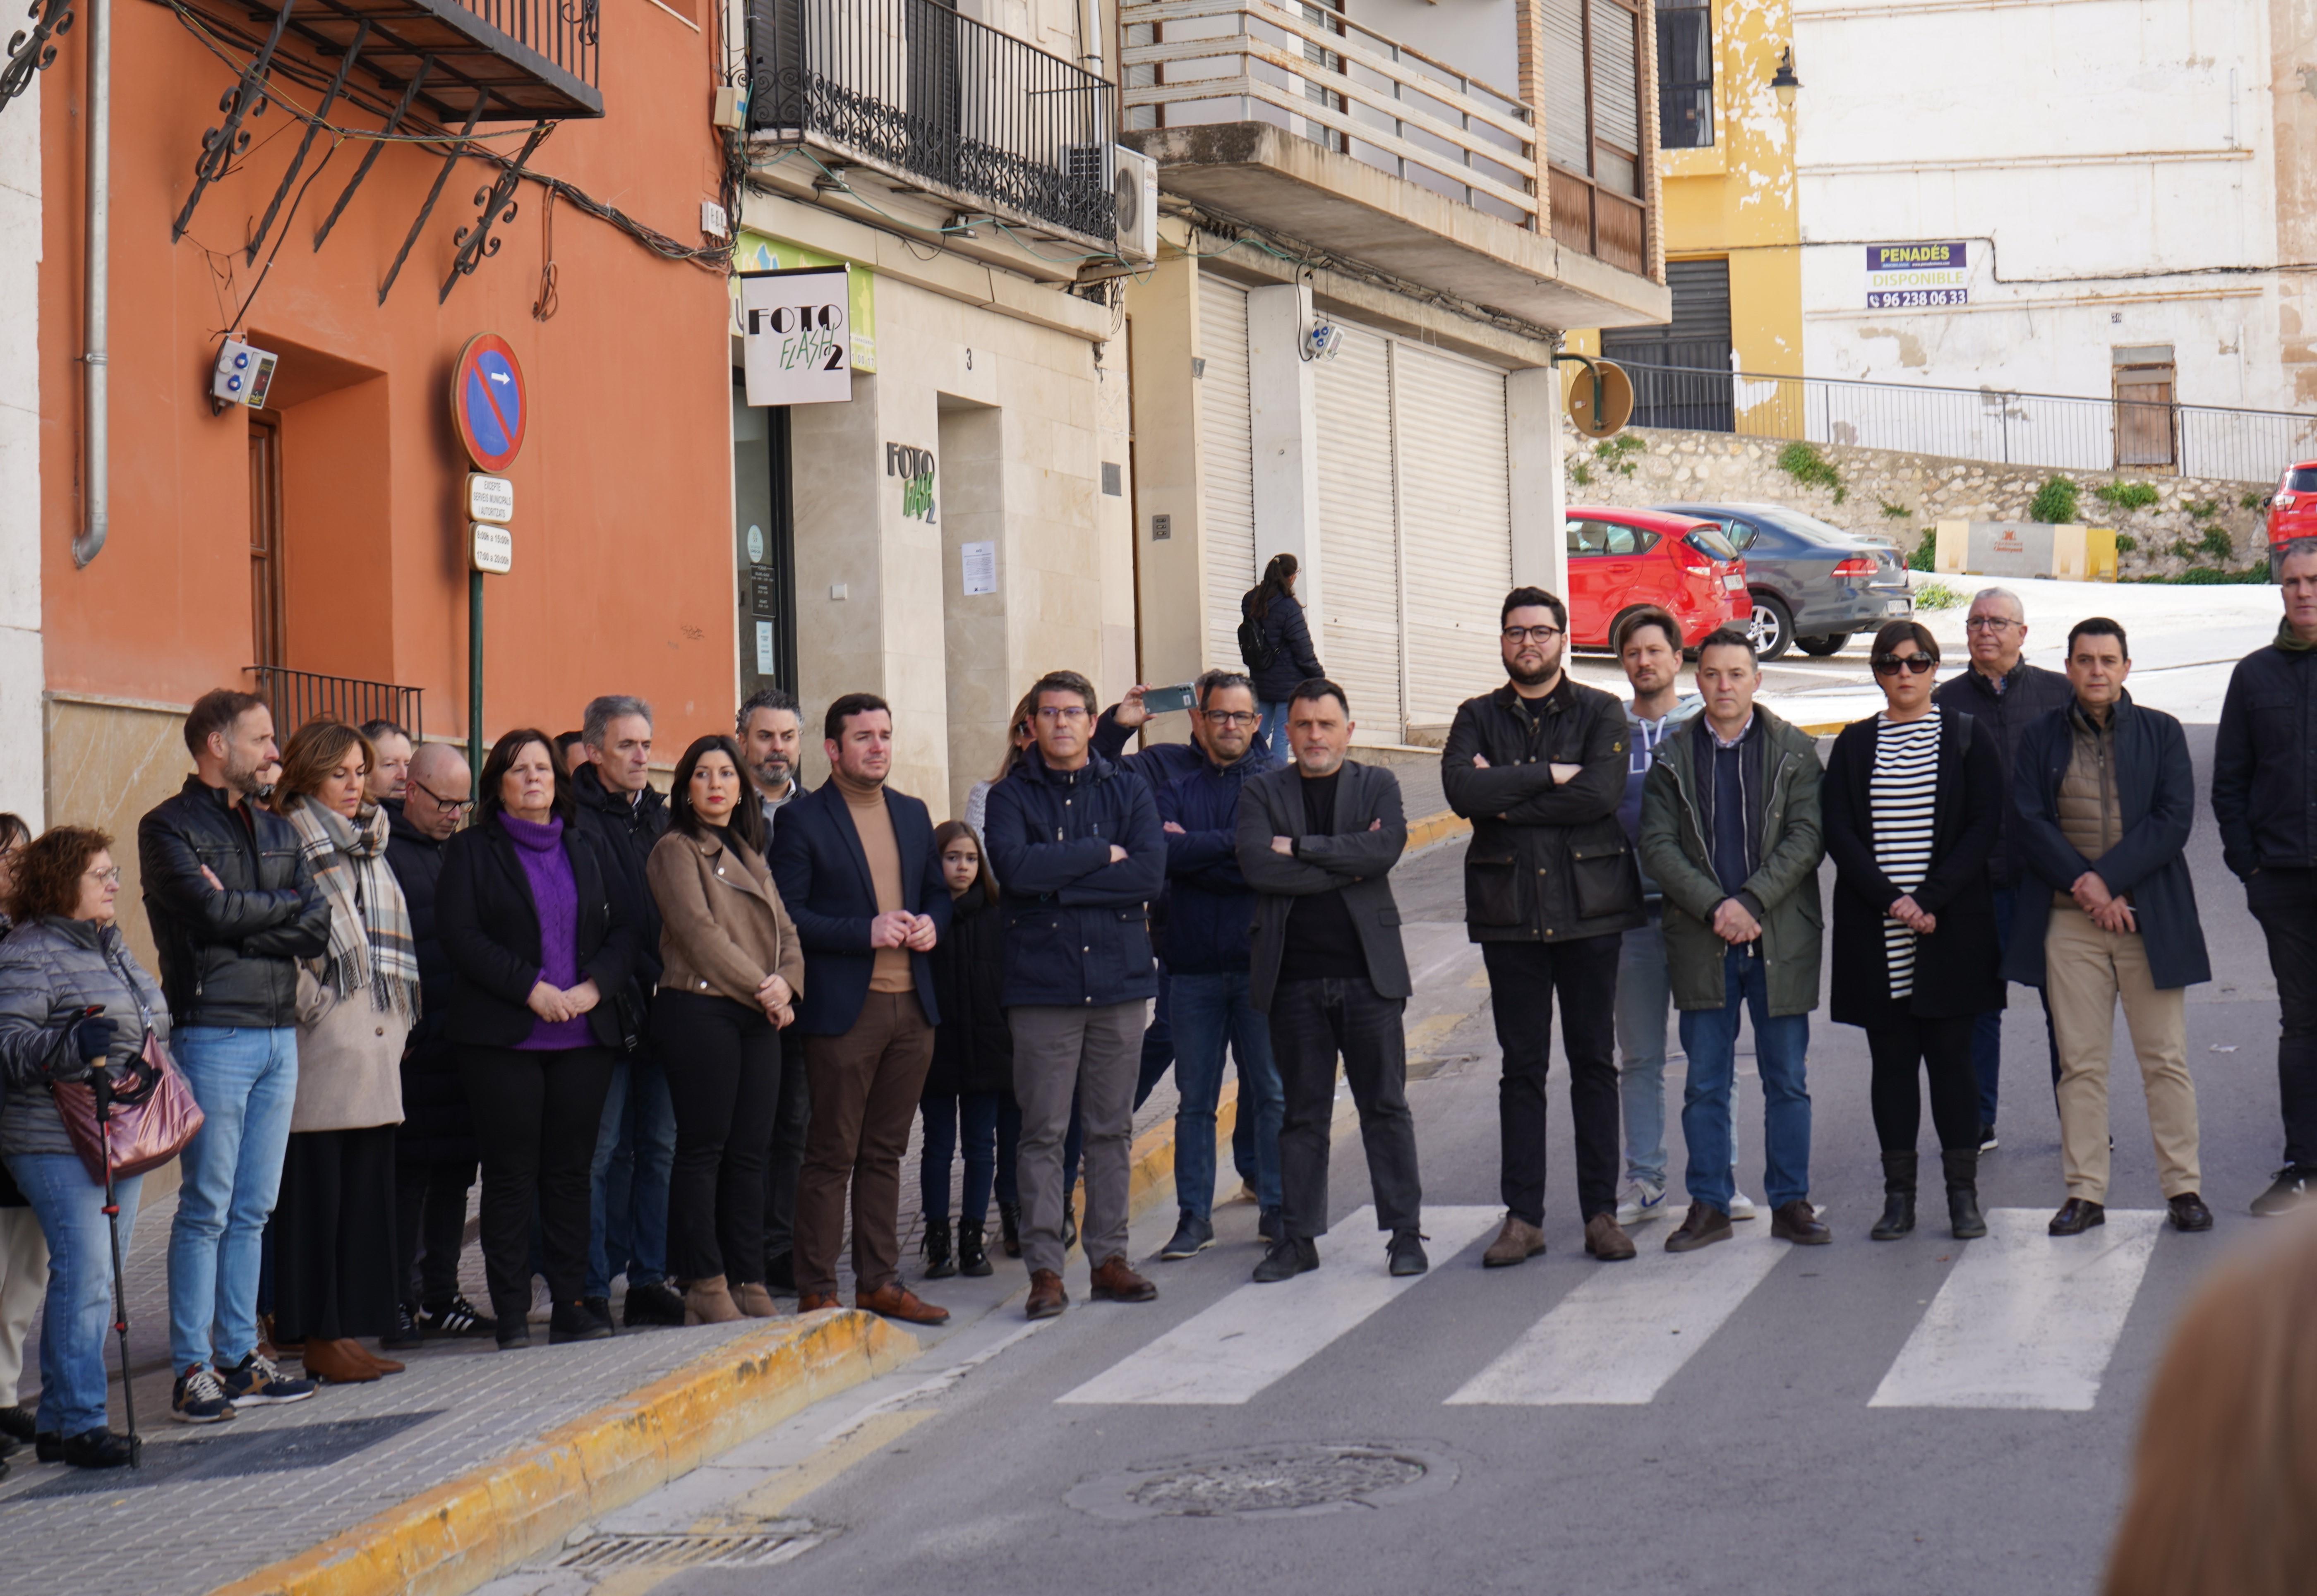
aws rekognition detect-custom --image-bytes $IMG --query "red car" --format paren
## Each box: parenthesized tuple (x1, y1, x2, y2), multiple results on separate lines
(1565, 506, 1753, 650)
(2267, 462, 2317, 575)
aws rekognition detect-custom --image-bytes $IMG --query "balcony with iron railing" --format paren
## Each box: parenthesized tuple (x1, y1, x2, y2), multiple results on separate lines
(746, 0, 1118, 249)
(247, 667, 427, 745)
(1119, 0, 1666, 330)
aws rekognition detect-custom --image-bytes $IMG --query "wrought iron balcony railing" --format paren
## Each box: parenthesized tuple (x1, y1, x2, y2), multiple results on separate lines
(247, 666, 426, 745)
(747, 0, 1118, 246)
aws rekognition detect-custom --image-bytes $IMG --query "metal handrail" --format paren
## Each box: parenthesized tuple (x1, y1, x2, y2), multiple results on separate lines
(246, 666, 425, 745)
(1607, 361, 2317, 486)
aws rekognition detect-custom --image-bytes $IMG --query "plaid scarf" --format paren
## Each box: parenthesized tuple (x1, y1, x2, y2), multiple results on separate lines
(287, 798, 421, 1023)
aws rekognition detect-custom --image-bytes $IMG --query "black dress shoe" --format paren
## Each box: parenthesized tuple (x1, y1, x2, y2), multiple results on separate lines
(2049, 1198, 2107, 1236)
(34, 1431, 62, 1463)
(622, 1280, 686, 1328)
(550, 1301, 614, 1344)
(1252, 1237, 1319, 1283)
(582, 1295, 617, 1333)
(0, 1404, 35, 1444)
(1387, 1231, 1428, 1277)
(2168, 1192, 2215, 1232)
(61, 1428, 138, 1469)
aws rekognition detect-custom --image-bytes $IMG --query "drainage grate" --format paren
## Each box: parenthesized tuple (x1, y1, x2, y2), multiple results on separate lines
(556, 1527, 821, 1571)
(1067, 1442, 1456, 1521)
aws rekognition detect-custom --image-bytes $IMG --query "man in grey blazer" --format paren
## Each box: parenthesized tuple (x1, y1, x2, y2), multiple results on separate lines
(1236, 678, 1426, 1282)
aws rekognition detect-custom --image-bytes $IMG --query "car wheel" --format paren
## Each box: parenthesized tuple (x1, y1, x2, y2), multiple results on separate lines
(1796, 633, 1851, 658)
(1750, 593, 1794, 661)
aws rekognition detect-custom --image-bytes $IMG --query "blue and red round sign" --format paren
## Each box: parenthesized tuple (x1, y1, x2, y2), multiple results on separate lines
(451, 333, 527, 472)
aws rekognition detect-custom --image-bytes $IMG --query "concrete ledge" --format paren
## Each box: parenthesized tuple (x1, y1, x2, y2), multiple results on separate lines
(210, 1311, 921, 1596)
(1406, 810, 1472, 853)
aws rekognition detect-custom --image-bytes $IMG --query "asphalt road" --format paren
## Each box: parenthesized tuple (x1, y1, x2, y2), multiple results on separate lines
(487, 724, 2285, 1596)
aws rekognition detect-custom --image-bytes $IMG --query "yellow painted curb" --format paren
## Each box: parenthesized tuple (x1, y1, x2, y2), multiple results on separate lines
(210, 1309, 919, 1596)
(1406, 810, 1471, 852)
(1798, 720, 1849, 737)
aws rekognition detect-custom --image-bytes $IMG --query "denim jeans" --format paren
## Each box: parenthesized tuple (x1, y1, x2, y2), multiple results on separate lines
(1257, 700, 1290, 760)
(1170, 970, 1284, 1218)
(590, 1054, 675, 1296)
(168, 1025, 298, 1372)
(920, 1090, 1004, 1225)
(7, 1153, 142, 1438)
(1678, 949, 1812, 1212)
(1972, 884, 2060, 1130)
(1616, 914, 1738, 1189)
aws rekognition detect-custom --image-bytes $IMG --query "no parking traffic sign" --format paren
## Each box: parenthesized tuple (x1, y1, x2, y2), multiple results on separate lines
(452, 333, 527, 472)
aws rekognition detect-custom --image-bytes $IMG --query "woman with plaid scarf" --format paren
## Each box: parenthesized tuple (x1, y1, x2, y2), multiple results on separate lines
(272, 721, 422, 1385)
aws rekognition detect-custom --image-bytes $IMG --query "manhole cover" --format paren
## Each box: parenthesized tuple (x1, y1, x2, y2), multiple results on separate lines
(1067, 1442, 1456, 1520)
(557, 1525, 821, 1570)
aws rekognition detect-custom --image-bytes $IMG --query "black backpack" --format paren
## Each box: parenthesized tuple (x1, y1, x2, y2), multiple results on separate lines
(1237, 592, 1277, 673)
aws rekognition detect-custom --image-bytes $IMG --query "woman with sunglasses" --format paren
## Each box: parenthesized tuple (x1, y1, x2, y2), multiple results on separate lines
(1823, 620, 2006, 1240)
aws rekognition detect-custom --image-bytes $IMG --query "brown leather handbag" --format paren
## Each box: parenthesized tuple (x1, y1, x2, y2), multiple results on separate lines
(51, 980, 206, 1185)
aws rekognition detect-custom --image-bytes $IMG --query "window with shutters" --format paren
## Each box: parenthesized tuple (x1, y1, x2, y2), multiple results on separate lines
(1655, 0, 1712, 149)
(1543, 0, 1650, 276)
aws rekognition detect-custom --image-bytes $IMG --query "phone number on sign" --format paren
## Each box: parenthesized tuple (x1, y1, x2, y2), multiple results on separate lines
(1866, 288, 1969, 308)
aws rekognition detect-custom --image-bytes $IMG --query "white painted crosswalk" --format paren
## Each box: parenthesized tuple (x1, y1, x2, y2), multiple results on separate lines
(1056, 1208, 2173, 1414)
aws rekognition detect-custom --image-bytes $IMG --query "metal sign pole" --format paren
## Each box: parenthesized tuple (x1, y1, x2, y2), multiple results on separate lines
(468, 569, 483, 779)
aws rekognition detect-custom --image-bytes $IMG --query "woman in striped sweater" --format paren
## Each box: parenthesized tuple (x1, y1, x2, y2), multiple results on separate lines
(1823, 621, 2007, 1241)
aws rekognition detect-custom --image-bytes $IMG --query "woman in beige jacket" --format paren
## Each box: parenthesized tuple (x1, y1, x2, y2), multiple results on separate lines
(648, 734, 804, 1323)
(274, 721, 417, 1384)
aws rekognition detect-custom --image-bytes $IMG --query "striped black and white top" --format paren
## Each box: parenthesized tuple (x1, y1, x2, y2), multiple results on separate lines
(1871, 709, 1943, 1000)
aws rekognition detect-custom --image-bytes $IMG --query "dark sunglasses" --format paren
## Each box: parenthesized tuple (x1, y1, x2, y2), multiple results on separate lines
(1872, 654, 1936, 676)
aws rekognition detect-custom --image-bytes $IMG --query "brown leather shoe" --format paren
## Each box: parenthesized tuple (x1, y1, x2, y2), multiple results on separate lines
(1025, 1269, 1067, 1320)
(734, 1281, 781, 1317)
(1089, 1253, 1158, 1302)
(856, 1281, 951, 1325)
(683, 1276, 742, 1325)
(1770, 1199, 1831, 1245)
(2049, 1198, 2107, 1236)
(797, 1291, 844, 1313)
(300, 1337, 381, 1384)
(1665, 1201, 1733, 1253)
(1482, 1213, 1546, 1268)
(357, 1344, 405, 1374)
(1583, 1213, 1637, 1261)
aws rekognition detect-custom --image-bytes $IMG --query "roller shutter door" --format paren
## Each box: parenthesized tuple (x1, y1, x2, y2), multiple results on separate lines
(1395, 342, 1512, 730)
(1198, 275, 1257, 671)
(1313, 324, 1403, 736)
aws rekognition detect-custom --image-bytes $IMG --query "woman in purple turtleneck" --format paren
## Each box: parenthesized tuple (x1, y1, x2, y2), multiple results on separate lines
(436, 729, 638, 1349)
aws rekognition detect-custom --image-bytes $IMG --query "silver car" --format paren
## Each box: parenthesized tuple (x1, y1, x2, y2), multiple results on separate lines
(1653, 501, 1914, 660)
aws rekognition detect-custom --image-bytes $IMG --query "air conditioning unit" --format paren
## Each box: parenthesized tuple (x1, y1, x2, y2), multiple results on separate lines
(1115, 143, 1157, 262)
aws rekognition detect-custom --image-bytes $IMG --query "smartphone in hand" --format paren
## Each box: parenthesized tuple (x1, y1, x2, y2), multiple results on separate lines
(1142, 683, 1197, 716)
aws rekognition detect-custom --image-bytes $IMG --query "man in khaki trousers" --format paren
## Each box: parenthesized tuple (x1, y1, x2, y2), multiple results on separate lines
(2001, 617, 2213, 1237)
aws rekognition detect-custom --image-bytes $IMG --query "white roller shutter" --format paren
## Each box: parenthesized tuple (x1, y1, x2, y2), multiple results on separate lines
(1313, 324, 1403, 740)
(1198, 275, 1257, 672)
(1395, 342, 1512, 730)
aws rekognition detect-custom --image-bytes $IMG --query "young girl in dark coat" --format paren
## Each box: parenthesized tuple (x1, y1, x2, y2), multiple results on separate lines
(918, 822, 1019, 1278)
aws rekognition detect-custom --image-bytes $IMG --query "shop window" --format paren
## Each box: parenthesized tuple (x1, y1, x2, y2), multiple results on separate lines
(1656, 0, 1713, 149)
(734, 380, 797, 695)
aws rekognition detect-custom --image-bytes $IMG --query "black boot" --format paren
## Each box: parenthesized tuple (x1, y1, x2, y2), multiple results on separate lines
(998, 1203, 1023, 1259)
(1943, 1149, 1988, 1239)
(1871, 1151, 1918, 1240)
(957, 1220, 992, 1277)
(921, 1218, 956, 1280)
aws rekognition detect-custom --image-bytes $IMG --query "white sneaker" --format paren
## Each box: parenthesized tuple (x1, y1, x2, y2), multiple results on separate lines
(1727, 1185, 1758, 1221)
(1615, 1179, 1669, 1227)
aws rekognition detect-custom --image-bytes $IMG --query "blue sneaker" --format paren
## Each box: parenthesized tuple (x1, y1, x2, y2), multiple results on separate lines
(222, 1350, 316, 1406)
(1160, 1215, 1215, 1260)
(172, 1364, 237, 1424)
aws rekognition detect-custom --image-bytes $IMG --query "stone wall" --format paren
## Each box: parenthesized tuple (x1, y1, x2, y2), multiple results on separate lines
(1559, 419, 2272, 579)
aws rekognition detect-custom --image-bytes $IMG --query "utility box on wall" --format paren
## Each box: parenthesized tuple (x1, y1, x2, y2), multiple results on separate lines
(1934, 520, 2117, 583)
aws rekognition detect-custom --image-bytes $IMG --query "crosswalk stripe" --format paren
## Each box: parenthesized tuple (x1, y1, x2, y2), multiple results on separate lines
(1055, 1205, 1505, 1406)
(1868, 1206, 2165, 1411)
(1444, 1228, 1787, 1406)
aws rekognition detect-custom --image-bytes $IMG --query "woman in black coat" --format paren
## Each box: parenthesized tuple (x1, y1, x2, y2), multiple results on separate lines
(436, 729, 637, 1348)
(917, 822, 1017, 1280)
(1241, 554, 1324, 756)
(1823, 621, 2005, 1242)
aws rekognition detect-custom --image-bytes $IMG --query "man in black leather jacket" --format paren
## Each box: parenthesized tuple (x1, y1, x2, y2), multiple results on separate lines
(139, 688, 328, 1423)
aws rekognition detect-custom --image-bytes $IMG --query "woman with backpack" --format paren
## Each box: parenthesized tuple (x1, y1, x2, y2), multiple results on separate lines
(1240, 553, 1324, 757)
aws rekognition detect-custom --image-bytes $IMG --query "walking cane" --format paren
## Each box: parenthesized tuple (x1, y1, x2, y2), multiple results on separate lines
(88, 1057, 142, 1468)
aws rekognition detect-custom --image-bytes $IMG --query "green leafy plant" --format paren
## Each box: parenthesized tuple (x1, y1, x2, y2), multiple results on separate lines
(1878, 499, 1910, 520)
(1568, 460, 1595, 488)
(1776, 442, 1847, 504)
(2128, 565, 2269, 585)
(2027, 476, 2080, 524)
(2185, 498, 2221, 522)
(1907, 538, 1937, 572)
(1913, 579, 1962, 610)
(2243, 490, 2269, 511)
(2094, 481, 2160, 511)
(2197, 524, 2235, 561)
(1592, 434, 1646, 477)
(2114, 533, 2138, 553)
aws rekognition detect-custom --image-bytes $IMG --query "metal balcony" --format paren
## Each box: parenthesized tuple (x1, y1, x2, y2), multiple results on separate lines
(247, 667, 427, 744)
(746, 0, 1118, 248)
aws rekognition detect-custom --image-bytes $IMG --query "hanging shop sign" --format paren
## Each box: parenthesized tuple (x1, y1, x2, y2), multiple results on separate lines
(887, 442, 936, 521)
(1866, 243, 1969, 309)
(451, 333, 527, 471)
(729, 232, 877, 371)
(742, 266, 854, 406)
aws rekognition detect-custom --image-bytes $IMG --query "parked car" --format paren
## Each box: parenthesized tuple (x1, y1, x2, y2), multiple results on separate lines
(1565, 506, 1752, 652)
(1655, 501, 1914, 660)
(2265, 462, 2317, 577)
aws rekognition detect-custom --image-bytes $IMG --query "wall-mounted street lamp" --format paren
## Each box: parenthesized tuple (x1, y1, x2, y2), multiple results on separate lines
(1771, 46, 1801, 107)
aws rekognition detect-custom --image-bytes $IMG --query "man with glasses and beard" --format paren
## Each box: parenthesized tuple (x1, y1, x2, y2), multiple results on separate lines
(1445, 588, 1647, 1268)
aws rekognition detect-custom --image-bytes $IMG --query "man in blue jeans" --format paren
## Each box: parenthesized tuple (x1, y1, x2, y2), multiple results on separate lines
(1638, 630, 1830, 1251)
(1149, 671, 1286, 1259)
(140, 689, 330, 1421)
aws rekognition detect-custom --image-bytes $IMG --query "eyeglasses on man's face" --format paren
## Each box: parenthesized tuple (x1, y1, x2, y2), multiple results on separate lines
(1202, 709, 1260, 727)
(1872, 654, 1936, 676)
(1034, 705, 1090, 724)
(1502, 625, 1564, 645)
(1964, 616, 2022, 633)
(413, 779, 475, 815)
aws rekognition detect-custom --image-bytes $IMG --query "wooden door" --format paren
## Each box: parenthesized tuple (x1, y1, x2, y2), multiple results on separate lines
(249, 416, 285, 668)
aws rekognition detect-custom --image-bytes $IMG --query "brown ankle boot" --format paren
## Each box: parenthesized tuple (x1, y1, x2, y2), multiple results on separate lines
(356, 1342, 405, 1375)
(683, 1277, 742, 1325)
(300, 1337, 381, 1384)
(733, 1280, 780, 1318)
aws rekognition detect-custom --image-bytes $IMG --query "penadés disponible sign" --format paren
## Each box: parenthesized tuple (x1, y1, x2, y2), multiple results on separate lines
(1866, 242, 1969, 309)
